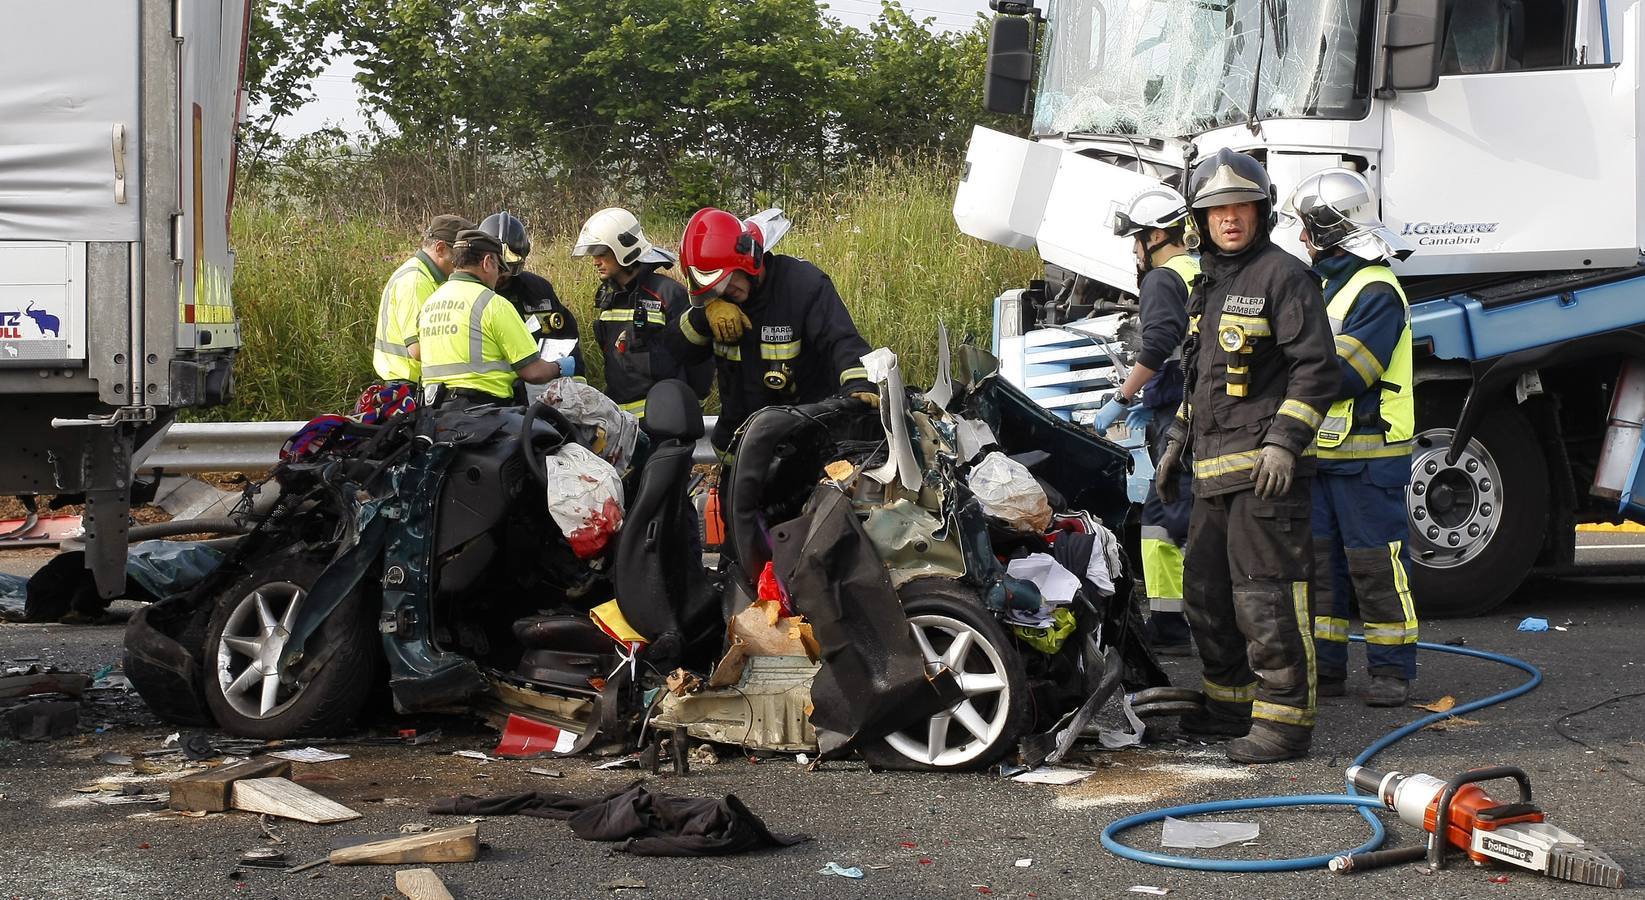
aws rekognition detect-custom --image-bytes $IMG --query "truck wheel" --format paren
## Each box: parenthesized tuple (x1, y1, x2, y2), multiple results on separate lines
(202, 548, 378, 739)
(1408, 396, 1547, 617)
(862, 579, 1031, 771)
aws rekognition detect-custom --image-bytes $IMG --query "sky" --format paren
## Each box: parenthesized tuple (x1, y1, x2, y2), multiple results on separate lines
(278, 0, 997, 135)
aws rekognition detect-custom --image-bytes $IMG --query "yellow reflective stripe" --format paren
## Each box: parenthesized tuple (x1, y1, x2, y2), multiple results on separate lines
(599, 309, 666, 325)
(1314, 616, 1350, 642)
(761, 340, 802, 360)
(1202, 679, 1256, 703)
(839, 366, 869, 385)
(680, 310, 711, 346)
(1193, 448, 1260, 479)
(1140, 536, 1185, 603)
(1253, 700, 1315, 727)
(1176, 401, 1192, 424)
(619, 398, 647, 414)
(1220, 313, 1272, 337)
(1391, 539, 1418, 636)
(1278, 399, 1323, 430)
(1293, 581, 1316, 717)
(1363, 623, 1418, 645)
(1315, 435, 1414, 459)
(714, 343, 743, 361)
(1336, 333, 1385, 386)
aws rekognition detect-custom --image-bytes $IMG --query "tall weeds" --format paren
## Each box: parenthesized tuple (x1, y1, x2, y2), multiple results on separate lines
(212, 163, 1041, 421)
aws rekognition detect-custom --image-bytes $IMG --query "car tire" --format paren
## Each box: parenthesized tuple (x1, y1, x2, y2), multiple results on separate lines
(202, 547, 378, 739)
(1408, 390, 1547, 618)
(860, 578, 1031, 771)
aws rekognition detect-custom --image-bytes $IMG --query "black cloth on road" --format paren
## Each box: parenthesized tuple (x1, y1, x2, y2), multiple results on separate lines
(429, 779, 808, 856)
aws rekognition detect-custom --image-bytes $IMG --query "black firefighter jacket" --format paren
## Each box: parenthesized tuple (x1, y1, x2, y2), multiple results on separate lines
(670, 254, 874, 452)
(593, 266, 713, 410)
(1182, 236, 1337, 498)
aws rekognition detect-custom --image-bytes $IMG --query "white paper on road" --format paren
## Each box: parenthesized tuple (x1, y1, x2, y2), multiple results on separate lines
(1159, 816, 1260, 849)
(269, 747, 350, 763)
(1011, 766, 1092, 785)
(1096, 694, 1147, 750)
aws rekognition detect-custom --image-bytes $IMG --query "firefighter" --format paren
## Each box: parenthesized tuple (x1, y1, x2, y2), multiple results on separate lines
(1284, 169, 1419, 707)
(1092, 184, 1199, 656)
(572, 207, 712, 418)
(478, 212, 584, 389)
(1154, 150, 1338, 764)
(373, 214, 471, 385)
(417, 229, 563, 406)
(671, 207, 877, 455)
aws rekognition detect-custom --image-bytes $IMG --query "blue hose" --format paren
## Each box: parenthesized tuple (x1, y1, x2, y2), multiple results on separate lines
(1100, 636, 1544, 872)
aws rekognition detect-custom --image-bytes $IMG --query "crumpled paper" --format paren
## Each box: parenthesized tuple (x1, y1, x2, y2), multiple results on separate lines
(1160, 817, 1259, 849)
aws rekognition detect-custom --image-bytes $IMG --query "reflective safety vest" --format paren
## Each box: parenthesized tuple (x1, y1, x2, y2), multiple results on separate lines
(1159, 253, 1201, 293)
(1315, 265, 1414, 458)
(417, 272, 540, 399)
(373, 252, 443, 382)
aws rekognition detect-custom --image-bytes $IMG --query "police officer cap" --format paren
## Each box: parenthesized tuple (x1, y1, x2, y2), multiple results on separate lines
(424, 214, 475, 243)
(452, 229, 504, 256)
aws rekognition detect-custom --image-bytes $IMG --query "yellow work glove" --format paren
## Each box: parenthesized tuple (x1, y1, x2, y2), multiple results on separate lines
(704, 299, 751, 344)
(850, 391, 881, 409)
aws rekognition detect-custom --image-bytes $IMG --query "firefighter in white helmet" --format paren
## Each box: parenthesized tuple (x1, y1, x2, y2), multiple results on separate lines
(1094, 184, 1201, 656)
(572, 208, 711, 418)
(1283, 168, 1419, 708)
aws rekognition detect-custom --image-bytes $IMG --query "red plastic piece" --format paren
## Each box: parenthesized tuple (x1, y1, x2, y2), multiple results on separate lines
(493, 714, 578, 758)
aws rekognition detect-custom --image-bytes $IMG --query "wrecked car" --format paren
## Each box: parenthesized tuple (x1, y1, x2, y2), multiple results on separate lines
(124, 334, 1164, 770)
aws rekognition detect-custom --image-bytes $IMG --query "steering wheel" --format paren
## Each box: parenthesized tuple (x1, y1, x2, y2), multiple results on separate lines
(519, 401, 576, 486)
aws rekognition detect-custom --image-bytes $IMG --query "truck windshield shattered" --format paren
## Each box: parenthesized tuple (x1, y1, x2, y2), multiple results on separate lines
(1032, 0, 1374, 138)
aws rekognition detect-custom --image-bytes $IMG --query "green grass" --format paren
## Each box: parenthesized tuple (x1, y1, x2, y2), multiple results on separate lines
(210, 164, 1041, 421)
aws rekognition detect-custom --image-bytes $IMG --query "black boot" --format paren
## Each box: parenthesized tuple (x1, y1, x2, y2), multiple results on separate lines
(1146, 612, 1194, 657)
(1226, 727, 1309, 764)
(1178, 709, 1251, 741)
(1363, 676, 1410, 707)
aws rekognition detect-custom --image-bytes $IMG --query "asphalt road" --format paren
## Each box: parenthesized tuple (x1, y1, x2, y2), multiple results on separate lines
(1, 545, 1644, 899)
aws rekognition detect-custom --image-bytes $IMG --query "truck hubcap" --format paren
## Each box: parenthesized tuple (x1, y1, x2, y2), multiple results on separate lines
(881, 613, 1012, 768)
(1408, 428, 1502, 569)
(216, 582, 308, 719)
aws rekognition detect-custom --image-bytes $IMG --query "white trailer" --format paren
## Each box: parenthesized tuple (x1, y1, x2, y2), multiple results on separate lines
(0, 1, 250, 593)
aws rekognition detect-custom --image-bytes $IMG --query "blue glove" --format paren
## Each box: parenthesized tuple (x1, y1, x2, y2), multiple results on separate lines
(1125, 403, 1156, 433)
(1093, 397, 1129, 431)
(556, 355, 577, 378)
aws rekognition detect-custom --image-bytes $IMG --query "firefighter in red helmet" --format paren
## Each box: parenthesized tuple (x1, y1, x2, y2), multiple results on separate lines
(671, 207, 877, 456)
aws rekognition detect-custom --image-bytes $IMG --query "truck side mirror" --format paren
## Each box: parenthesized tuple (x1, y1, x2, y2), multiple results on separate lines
(1381, 0, 1446, 93)
(984, 15, 1037, 116)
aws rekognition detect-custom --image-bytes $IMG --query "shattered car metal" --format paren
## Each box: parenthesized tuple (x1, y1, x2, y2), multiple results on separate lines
(123, 331, 1162, 770)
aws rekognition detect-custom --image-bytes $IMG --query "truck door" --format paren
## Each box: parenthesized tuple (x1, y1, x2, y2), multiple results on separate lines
(1380, 0, 1636, 276)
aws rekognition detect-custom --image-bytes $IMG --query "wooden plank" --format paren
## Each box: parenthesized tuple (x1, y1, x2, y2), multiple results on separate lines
(167, 757, 291, 812)
(329, 824, 480, 866)
(232, 776, 360, 824)
(395, 868, 455, 900)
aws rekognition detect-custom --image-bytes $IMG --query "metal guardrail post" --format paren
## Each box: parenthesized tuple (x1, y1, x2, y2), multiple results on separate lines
(141, 416, 721, 473)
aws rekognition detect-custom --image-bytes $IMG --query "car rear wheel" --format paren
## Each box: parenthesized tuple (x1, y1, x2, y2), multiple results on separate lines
(202, 548, 378, 738)
(863, 579, 1030, 771)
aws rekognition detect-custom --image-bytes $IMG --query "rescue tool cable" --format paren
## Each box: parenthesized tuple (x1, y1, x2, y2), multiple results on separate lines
(1099, 636, 1543, 872)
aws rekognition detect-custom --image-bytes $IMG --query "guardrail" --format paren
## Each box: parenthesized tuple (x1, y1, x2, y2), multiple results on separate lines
(141, 416, 721, 474)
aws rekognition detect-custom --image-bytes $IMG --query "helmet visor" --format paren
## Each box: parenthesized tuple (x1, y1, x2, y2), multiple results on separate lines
(688, 266, 728, 298)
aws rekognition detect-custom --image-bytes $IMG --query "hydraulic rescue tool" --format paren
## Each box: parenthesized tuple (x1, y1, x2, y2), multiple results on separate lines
(1336, 765, 1624, 889)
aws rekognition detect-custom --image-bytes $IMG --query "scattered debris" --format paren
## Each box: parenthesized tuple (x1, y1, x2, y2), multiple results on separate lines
(90, 790, 166, 806)
(818, 862, 864, 879)
(237, 848, 288, 870)
(594, 756, 642, 770)
(1517, 617, 1550, 632)
(1015, 858, 1033, 867)
(1159, 817, 1259, 849)
(493, 714, 577, 758)
(231, 777, 361, 824)
(599, 877, 648, 891)
(451, 750, 494, 764)
(1488, 874, 1512, 884)
(330, 824, 481, 866)
(5, 700, 79, 740)
(1414, 696, 1457, 713)
(689, 745, 718, 767)
(665, 668, 700, 697)
(1011, 767, 1092, 786)
(795, 753, 809, 766)
(0, 670, 90, 700)
(269, 747, 350, 763)
(1128, 888, 1170, 896)
(399, 823, 435, 834)
(1425, 715, 1486, 732)
(98, 751, 135, 766)
(168, 757, 291, 813)
(395, 867, 455, 900)
(527, 767, 565, 778)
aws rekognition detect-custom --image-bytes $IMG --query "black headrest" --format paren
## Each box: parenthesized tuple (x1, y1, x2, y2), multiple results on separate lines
(642, 379, 705, 442)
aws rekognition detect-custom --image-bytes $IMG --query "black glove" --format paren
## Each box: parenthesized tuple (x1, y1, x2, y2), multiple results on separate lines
(1251, 444, 1296, 500)
(1156, 438, 1186, 505)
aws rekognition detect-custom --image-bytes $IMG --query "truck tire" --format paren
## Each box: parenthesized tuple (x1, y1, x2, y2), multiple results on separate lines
(861, 579, 1031, 771)
(1408, 393, 1547, 617)
(202, 547, 378, 738)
